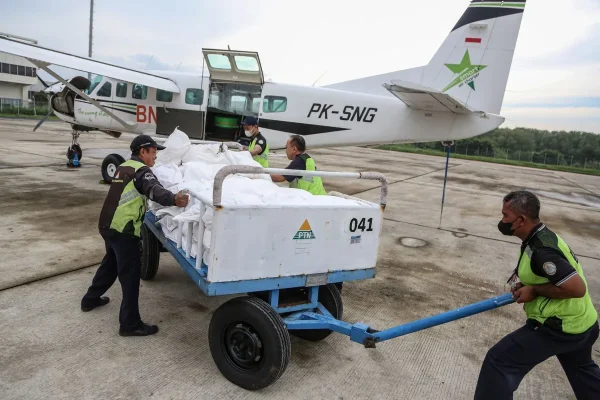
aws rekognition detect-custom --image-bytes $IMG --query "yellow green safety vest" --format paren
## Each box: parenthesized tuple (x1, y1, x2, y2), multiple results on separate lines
(109, 160, 147, 237)
(289, 154, 327, 196)
(518, 227, 598, 334)
(249, 135, 269, 168)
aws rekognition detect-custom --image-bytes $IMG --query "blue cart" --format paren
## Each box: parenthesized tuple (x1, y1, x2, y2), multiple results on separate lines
(140, 165, 515, 390)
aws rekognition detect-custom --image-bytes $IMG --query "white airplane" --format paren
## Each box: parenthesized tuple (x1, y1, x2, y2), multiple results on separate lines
(0, 0, 526, 182)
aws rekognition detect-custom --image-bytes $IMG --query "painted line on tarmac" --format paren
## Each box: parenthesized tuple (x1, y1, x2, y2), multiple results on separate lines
(0, 262, 101, 292)
(552, 172, 600, 197)
(383, 216, 600, 262)
(349, 164, 464, 197)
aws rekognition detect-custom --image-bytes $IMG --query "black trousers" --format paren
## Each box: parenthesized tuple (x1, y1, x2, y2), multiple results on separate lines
(82, 233, 142, 331)
(475, 320, 600, 400)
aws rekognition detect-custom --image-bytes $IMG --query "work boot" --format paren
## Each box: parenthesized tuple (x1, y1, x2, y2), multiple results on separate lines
(119, 321, 159, 337)
(81, 296, 110, 312)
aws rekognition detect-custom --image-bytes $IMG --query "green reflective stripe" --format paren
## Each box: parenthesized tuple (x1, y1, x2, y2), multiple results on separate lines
(118, 190, 141, 206)
(249, 136, 269, 168)
(290, 155, 327, 195)
(109, 160, 146, 237)
(469, 2, 525, 8)
(518, 230, 598, 334)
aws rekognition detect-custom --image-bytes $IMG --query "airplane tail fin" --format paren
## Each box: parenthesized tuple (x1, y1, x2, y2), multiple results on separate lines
(422, 0, 526, 114)
(326, 1, 526, 115)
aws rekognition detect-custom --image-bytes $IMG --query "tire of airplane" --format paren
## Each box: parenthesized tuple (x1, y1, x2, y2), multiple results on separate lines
(101, 153, 125, 184)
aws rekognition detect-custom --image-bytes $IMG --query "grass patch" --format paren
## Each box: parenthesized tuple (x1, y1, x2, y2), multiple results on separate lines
(375, 145, 600, 177)
(0, 113, 60, 121)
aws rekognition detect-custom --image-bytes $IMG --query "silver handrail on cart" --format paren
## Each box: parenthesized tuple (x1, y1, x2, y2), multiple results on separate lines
(212, 165, 388, 209)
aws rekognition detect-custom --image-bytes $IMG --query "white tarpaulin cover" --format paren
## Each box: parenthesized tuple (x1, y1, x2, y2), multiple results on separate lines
(150, 128, 371, 266)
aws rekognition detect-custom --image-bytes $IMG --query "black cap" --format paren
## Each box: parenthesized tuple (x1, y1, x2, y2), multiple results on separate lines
(130, 134, 166, 152)
(241, 116, 258, 126)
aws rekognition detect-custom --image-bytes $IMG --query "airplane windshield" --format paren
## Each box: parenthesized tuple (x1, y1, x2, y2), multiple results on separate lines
(86, 75, 103, 95)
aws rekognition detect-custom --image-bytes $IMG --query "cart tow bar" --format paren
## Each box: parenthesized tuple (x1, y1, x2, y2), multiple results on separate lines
(284, 292, 515, 348)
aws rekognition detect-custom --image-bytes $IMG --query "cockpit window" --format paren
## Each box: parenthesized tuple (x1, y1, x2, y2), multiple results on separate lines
(97, 82, 112, 97)
(86, 75, 103, 95)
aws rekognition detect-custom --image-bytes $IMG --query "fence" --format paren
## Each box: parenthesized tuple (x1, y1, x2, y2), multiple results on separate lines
(408, 142, 600, 171)
(0, 97, 50, 116)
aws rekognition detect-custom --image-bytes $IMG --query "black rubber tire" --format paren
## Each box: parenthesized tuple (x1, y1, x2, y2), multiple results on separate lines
(209, 296, 291, 390)
(335, 282, 343, 293)
(292, 284, 343, 342)
(67, 144, 83, 161)
(140, 224, 160, 281)
(101, 153, 125, 184)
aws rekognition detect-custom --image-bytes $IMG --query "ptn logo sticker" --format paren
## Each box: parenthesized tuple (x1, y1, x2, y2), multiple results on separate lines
(293, 219, 315, 240)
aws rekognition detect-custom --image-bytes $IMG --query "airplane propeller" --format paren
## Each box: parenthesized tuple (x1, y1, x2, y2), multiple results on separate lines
(33, 102, 53, 132)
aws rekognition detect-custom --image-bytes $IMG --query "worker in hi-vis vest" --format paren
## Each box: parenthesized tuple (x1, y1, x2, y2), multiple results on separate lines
(270, 134, 326, 195)
(475, 190, 600, 399)
(241, 116, 269, 168)
(81, 135, 189, 337)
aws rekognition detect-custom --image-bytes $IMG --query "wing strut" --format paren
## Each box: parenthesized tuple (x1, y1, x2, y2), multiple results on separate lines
(31, 61, 138, 130)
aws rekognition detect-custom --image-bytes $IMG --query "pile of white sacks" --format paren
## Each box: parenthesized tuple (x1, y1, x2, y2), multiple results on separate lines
(149, 129, 368, 266)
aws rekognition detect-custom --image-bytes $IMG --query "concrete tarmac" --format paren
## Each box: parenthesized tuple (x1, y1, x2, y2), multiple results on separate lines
(1, 119, 599, 399)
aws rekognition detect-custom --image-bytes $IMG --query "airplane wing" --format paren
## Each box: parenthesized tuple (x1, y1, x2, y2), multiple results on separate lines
(0, 36, 180, 93)
(382, 80, 473, 114)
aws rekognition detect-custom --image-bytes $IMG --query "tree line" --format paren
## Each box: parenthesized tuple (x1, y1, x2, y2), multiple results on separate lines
(415, 127, 600, 168)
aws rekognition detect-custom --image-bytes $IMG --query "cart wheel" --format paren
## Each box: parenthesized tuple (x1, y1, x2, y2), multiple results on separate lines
(209, 296, 291, 390)
(140, 224, 160, 280)
(292, 284, 343, 342)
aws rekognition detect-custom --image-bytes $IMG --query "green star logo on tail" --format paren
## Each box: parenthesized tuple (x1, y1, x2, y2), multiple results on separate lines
(442, 50, 487, 92)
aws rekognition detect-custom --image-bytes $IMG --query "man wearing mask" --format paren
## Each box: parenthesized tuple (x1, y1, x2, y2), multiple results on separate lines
(474, 190, 600, 399)
(81, 135, 189, 337)
(241, 116, 269, 168)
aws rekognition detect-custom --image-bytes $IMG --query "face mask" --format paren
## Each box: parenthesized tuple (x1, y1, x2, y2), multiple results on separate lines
(244, 128, 253, 137)
(497, 217, 520, 236)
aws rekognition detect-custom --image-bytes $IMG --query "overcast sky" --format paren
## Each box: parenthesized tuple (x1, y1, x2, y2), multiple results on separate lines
(1, 0, 598, 133)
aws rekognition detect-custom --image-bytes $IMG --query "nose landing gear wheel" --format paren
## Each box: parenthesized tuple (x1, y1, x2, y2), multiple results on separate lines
(101, 154, 126, 184)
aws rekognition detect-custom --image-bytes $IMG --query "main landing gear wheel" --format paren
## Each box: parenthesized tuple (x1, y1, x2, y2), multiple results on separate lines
(209, 296, 291, 390)
(140, 224, 160, 281)
(291, 284, 343, 342)
(101, 154, 125, 184)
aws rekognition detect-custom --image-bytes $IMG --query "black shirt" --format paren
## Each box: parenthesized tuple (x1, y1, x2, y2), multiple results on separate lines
(251, 133, 267, 156)
(283, 154, 311, 182)
(519, 223, 577, 286)
(131, 156, 176, 206)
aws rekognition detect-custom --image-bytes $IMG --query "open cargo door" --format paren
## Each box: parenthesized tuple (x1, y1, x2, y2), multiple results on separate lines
(202, 48, 264, 85)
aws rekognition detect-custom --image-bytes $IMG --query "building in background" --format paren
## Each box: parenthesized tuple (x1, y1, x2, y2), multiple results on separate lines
(0, 33, 39, 110)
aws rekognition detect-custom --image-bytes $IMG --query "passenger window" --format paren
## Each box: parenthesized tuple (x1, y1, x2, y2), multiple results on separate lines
(263, 96, 287, 113)
(156, 89, 173, 102)
(185, 88, 204, 105)
(234, 56, 259, 72)
(207, 54, 231, 70)
(116, 83, 128, 98)
(97, 82, 112, 97)
(132, 84, 148, 100)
